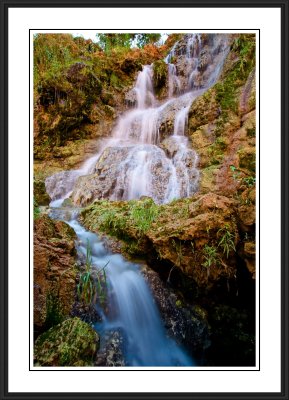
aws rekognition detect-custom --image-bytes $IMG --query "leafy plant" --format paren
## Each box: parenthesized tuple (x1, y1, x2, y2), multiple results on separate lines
(230, 165, 242, 181)
(217, 225, 236, 258)
(243, 176, 256, 187)
(202, 245, 218, 268)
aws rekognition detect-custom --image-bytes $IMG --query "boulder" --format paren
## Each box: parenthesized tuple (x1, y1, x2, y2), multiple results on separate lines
(34, 318, 99, 366)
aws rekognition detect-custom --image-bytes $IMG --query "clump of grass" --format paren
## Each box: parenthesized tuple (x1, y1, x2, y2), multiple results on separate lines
(77, 240, 108, 306)
(217, 225, 236, 258)
(129, 198, 159, 234)
(202, 245, 219, 269)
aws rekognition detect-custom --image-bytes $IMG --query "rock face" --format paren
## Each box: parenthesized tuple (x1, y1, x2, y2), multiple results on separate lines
(34, 318, 99, 366)
(34, 215, 77, 333)
(147, 193, 239, 290)
(45, 170, 82, 201)
(80, 193, 254, 292)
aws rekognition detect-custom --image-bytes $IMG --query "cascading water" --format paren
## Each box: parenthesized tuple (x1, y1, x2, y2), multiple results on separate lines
(45, 34, 230, 366)
(46, 33, 229, 206)
(48, 205, 193, 366)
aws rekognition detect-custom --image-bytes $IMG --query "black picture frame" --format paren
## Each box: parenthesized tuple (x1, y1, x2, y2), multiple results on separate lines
(1, 0, 288, 399)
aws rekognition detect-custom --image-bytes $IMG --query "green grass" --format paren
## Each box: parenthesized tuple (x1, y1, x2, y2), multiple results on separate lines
(202, 245, 219, 269)
(129, 198, 159, 234)
(217, 225, 236, 258)
(77, 240, 108, 306)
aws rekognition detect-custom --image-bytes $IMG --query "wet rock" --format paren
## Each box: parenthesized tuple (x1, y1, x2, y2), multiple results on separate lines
(125, 88, 137, 107)
(34, 318, 99, 366)
(141, 265, 210, 362)
(45, 170, 81, 201)
(95, 329, 126, 367)
(71, 144, 181, 206)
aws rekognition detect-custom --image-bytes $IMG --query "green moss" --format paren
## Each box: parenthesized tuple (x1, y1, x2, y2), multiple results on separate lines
(153, 60, 167, 92)
(34, 178, 50, 205)
(238, 148, 256, 172)
(34, 318, 99, 366)
(81, 197, 159, 240)
(246, 127, 255, 137)
(44, 291, 64, 330)
(33, 199, 41, 220)
(215, 34, 255, 114)
(200, 166, 218, 192)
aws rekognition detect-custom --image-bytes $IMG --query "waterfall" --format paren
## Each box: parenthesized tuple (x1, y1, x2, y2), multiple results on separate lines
(43, 34, 231, 367)
(46, 34, 229, 206)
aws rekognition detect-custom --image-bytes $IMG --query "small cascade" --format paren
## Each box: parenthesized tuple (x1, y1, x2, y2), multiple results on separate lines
(173, 105, 190, 136)
(46, 33, 229, 206)
(134, 65, 155, 109)
(167, 63, 181, 97)
(53, 213, 193, 367)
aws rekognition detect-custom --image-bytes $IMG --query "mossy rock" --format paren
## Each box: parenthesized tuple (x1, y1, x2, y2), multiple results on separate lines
(34, 318, 100, 366)
(34, 178, 50, 206)
(199, 166, 219, 193)
(238, 147, 255, 172)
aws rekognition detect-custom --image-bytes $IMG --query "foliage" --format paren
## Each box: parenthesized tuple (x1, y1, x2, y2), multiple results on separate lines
(33, 33, 166, 153)
(77, 240, 108, 306)
(243, 176, 256, 188)
(230, 165, 255, 188)
(215, 34, 255, 113)
(217, 225, 236, 258)
(153, 60, 167, 91)
(96, 33, 162, 53)
(129, 198, 159, 234)
(202, 245, 219, 269)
